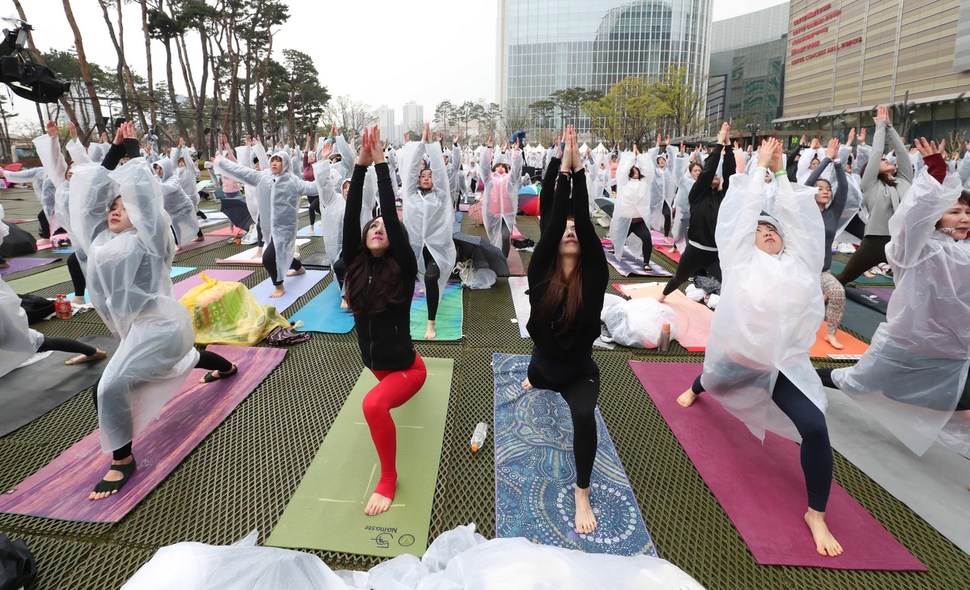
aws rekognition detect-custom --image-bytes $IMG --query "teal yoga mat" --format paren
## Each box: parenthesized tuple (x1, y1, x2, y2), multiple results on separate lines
(291, 280, 355, 334)
(410, 281, 463, 341)
(829, 259, 895, 286)
(69, 266, 196, 304)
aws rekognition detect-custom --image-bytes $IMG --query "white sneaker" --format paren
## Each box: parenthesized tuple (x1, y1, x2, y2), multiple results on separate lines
(685, 285, 705, 302)
(706, 294, 720, 309)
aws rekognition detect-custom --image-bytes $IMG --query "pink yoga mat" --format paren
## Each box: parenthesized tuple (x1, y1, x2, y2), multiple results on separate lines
(507, 248, 526, 276)
(0, 257, 58, 276)
(172, 269, 255, 299)
(176, 235, 225, 253)
(628, 361, 926, 571)
(613, 282, 710, 352)
(207, 226, 246, 237)
(0, 345, 285, 523)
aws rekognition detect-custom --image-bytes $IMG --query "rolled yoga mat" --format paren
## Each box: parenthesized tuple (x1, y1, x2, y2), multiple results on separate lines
(410, 280, 463, 341)
(508, 276, 531, 338)
(0, 335, 118, 437)
(0, 345, 286, 523)
(290, 280, 355, 334)
(604, 247, 672, 277)
(492, 353, 657, 556)
(0, 257, 59, 277)
(627, 360, 926, 571)
(266, 358, 454, 558)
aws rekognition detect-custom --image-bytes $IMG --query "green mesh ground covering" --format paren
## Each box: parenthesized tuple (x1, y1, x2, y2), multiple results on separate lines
(2, 192, 969, 588)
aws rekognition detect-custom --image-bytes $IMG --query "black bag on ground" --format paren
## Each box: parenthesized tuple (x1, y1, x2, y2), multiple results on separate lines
(19, 293, 54, 324)
(0, 534, 37, 590)
(0, 224, 38, 258)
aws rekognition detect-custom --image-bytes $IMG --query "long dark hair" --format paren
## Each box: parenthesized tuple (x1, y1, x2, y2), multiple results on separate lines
(535, 217, 584, 332)
(344, 218, 407, 316)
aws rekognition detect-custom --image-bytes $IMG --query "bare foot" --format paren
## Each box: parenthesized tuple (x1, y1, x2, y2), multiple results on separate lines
(65, 349, 108, 366)
(364, 492, 393, 516)
(424, 320, 436, 340)
(574, 485, 598, 534)
(340, 297, 349, 309)
(521, 377, 532, 390)
(191, 235, 205, 243)
(863, 271, 876, 278)
(655, 293, 667, 303)
(253, 248, 263, 259)
(667, 246, 677, 253)
(805, 509, 843, 557)
(270, 285, 285, 298)
(37, 238, 51, 247)
(417, 287, 425, 295)
(824, 333, 844, 350)
(89, 455, 135, 501)
(71, 295, 86, 305)
(677, 388, 699, 408)
(0, 261, 9, 269)
(286, 267, 306, 277)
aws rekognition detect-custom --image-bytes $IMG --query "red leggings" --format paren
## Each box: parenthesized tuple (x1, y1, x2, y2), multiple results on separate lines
(364, 354, 427, 498)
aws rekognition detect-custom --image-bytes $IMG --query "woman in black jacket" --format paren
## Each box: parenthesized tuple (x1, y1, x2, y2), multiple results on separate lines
(523, 125, 608, 534)
(342, 126, 427, 516)
(658, 122, 735, 302)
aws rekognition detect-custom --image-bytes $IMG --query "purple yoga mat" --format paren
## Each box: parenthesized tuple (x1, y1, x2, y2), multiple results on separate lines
(172, 269, 255, 299)
(860, 287, 894, 301)
(628, 361, 926, 571)
(176, 235, 225, 253)
(0, 257, 58, 276)
(0, 345, 285, 523)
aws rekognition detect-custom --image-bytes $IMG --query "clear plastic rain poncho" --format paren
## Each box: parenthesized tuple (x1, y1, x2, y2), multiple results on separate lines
(0, 207, 44, 377)
(69, 159, 199, 452)
(833, 169, 970, 457)
(236, 141, 269, 224)
(480, 147, 522, 250)
(610, 152, 655, 258)
(2, 166, 45, 208)
(401, 141, 458, 303)
(170, 146, 200, 207)
(34, 133, 69, 236)
(671, 168, 697, 252)
(153, 157, 200, 245)
(311, 160, 353, 267)
(215, 151, 318, 283)
(701, 170, 827, 443)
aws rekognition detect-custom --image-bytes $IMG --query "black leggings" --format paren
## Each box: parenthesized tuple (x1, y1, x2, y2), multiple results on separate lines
(38, 336, 97, 356)
(262, 240, 302, 286)
(422, 247, 440, 322)
(307, 196, 320, 227)
(662, 244, 721, 296)
(92, 349, 234, 460)
(662, 202, 672, 237)
(835, 235, 889, 286)
(692, 372, 832, 511)
(818, 367, 970, 412)
(844, 215, 866, 240)
(500, 223, 512, 258)
(66, 253, 86, 297)
(527, 355, 600, 489)
(627, 219, 653, 265)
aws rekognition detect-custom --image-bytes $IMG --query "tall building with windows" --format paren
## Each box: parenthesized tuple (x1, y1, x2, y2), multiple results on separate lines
(402, 101, 424, 134)
(375, 105, 396, 141)
(497, 0, 712, 135)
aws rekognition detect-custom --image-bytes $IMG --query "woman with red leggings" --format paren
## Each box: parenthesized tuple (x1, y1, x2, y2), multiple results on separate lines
(342, 126, 427, 516)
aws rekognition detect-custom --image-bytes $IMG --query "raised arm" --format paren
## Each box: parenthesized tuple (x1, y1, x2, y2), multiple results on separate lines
(886, 125, 913, 183)
(312, 160, 338, 207)
(716, 139, 777, 267)
(427, 141, 451, 200)
(772, 173, 825, 273)
(68, 163, 114, 255)
(571, 167, 607, 282)
(861, 107, 890, 192)
(400, 140, 424, 196)
(334, 132, 355, 178)
(34, 121, 67, 187)
(342, 163, 368, 266)
(539, 140, 562, 235)
(214, 156, 262, 187)
(690, 144, 722, 206)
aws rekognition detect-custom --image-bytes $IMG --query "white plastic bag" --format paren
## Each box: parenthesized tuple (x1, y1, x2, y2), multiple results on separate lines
(601, 297, 678, 348)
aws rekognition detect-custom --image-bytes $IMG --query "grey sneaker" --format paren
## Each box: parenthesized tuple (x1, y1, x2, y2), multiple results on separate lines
(599, 322, 614, 343)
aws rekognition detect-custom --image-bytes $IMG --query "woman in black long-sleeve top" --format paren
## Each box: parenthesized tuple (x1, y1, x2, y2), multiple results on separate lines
(523, 126, 608, 535)
(659, 122, 736, 301)
(341, 126, 427, 517)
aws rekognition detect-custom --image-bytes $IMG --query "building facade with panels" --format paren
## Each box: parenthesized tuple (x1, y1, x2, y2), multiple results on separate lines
(707, 3, 790, 137)
(776, 0, 970, 139)
(496, 0, 712, 136)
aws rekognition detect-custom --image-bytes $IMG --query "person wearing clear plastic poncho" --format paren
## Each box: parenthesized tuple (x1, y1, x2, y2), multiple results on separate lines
(671, 157, 702, 254)
(153, 155, 203, 245)
(214, 147, 319, 298)
(170, 137, 201, 209)
(70, 122, 237, 501)
(677, 138, 843, 558)
(610, 145, 656, 272)
(0, 202, 108, 378)
(236, 134, 270, 252)
(400, 123, 458, 340)
(819, 138, 970, 466)
(480, 136, 523, 257)
(522, 126, 608, 536)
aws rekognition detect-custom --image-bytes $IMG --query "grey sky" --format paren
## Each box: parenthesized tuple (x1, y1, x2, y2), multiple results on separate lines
(3, 0, 789, 134)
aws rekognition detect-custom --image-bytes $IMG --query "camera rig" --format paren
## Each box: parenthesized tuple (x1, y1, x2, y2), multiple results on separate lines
(0, 18, 70, 103)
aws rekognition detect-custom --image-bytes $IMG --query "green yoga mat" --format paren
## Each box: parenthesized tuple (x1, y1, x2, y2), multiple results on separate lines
(828, 259, 895, 286)
(6, 265, 71, 293)
(410, 281, 463, 341)
(266, 357, 454, 558)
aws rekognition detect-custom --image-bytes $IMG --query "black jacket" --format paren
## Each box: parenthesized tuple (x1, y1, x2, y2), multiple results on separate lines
(687, 144, 735, 249)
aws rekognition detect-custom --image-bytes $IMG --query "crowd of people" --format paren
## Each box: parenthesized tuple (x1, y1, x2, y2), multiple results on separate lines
(1, 104, 968, 557)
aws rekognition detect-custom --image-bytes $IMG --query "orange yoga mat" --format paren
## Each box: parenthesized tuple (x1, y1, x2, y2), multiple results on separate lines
(809, 323, 869, 359)
(612, 282, 711, 352)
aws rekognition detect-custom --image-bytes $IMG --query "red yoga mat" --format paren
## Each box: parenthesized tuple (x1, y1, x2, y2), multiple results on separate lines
(627, 360, 926, 571)
(0, 345, 285, 523)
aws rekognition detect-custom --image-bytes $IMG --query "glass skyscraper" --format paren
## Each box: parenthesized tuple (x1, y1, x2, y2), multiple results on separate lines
(497, 0, 712, 135)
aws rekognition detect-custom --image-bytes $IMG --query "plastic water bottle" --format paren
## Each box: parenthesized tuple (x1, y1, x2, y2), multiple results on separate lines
(470, 422, 488, 453)
(658, 322, 671, 353)
(54, 294, 72, 320)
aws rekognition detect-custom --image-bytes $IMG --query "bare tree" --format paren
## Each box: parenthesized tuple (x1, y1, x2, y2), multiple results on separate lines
(61, 0, 106, 134)
(324, 95, 377, 137)
(140, 0, 158, 129)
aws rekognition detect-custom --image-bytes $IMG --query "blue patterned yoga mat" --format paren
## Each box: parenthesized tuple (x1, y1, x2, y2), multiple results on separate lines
(492, 353, 657, 556)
